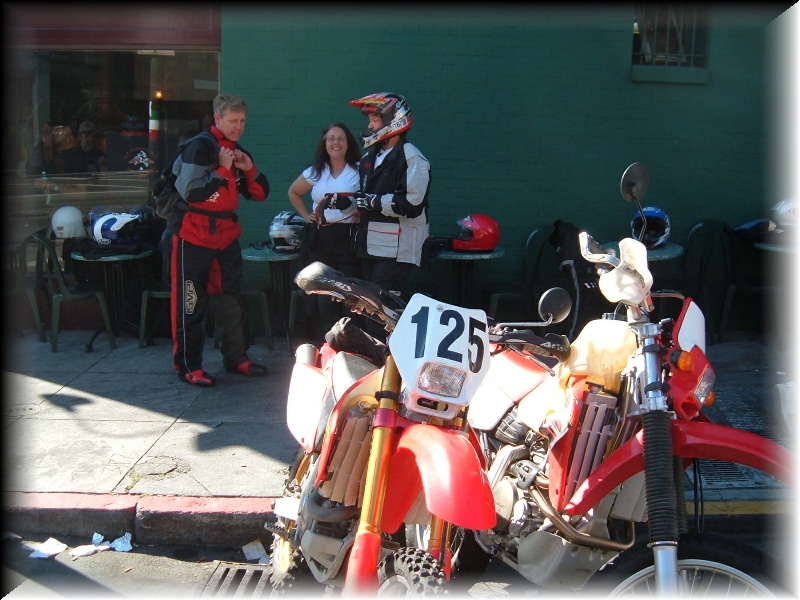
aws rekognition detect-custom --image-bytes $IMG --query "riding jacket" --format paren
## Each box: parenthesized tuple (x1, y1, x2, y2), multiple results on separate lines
(355, 138, 430, 266)
(174, 126, 269, 249)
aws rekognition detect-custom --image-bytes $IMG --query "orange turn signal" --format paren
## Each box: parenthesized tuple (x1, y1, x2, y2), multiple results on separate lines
(672, 350, 693, 371)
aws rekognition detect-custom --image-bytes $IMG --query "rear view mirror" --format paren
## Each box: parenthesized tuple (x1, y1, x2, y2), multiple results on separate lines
(538, 287, 572, 324)
(620, 162, 650, 203)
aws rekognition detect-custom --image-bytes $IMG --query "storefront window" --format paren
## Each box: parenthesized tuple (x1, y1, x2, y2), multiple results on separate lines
(6, 49, 219, 232)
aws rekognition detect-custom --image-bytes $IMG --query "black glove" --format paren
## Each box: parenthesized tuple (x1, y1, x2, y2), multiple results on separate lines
(324, 193, 352, 210)
(354, 192, 380, 212)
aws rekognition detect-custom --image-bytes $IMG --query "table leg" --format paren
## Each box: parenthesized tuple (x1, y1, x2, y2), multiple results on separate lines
(86, 258, 150, 351)
(270, 261, 295, 355)
(450, 261, 475, 307)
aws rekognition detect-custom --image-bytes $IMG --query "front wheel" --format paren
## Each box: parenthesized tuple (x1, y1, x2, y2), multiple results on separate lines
(592, 533, 786, 597)
(377, 547, 447, 596)
(405, 524, 490, 575)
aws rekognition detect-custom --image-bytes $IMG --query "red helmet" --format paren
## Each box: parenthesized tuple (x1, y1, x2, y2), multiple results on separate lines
(451, 214, 500, 252)
(348, 92, 412, 148)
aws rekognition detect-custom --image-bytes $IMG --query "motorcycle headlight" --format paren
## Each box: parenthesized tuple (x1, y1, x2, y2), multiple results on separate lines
(417, 362, 466, 398)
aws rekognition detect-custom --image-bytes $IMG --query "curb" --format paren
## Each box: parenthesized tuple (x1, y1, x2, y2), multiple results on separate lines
(4, 492, 278, 549)
(4, 493, 789, 549)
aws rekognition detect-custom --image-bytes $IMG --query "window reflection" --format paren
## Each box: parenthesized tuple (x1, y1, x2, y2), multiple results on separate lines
(6, 49, 219, 221)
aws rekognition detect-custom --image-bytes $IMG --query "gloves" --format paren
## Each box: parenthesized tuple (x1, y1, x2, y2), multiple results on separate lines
(354, 192, 380, 212)
(324, 193, 352, 210)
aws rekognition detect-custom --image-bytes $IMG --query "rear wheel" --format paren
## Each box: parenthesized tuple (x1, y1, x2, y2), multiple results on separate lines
(592, 533, 786, 597)
(377, 547, 447, 596)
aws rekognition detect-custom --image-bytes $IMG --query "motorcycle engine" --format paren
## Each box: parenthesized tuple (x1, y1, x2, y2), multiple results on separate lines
(487, 407, 548, 537)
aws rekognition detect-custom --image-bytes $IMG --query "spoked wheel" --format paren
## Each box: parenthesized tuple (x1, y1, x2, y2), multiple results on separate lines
(377, 547, 447, 596)
(269, 450, 315, 594)
(593, 533, 785, 597)
(405, 524, 490, 575)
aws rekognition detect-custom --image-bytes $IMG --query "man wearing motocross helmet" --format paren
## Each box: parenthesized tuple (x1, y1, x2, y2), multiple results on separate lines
(170, 93, 270, 387)
(332, 92, 431, 338)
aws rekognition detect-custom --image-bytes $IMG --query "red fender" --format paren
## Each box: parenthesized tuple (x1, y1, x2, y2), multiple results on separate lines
(565, 420, 794, 515)
(380, 424, 496, 534)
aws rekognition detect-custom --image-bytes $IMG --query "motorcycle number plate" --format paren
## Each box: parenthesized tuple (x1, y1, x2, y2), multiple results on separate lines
(389, 293, 490, 406)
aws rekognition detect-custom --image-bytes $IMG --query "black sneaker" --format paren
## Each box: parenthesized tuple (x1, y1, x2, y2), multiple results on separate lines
(224, 360, 267, 377)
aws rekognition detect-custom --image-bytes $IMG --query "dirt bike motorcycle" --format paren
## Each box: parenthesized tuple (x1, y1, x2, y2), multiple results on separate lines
(266, 260, 497, 595)
(456, 163, 795, 596)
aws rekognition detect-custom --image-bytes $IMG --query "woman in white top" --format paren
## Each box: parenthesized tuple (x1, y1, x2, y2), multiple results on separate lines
(287, 123, 362, 340)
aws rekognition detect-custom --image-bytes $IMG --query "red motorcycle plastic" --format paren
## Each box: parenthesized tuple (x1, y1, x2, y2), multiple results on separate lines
(267, 261, 496, 595)
(459, 163, 794, 596)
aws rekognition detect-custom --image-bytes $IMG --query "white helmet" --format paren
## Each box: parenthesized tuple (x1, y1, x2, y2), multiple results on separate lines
(51, 206, 87, 239)
(269, 211, 305, 252)
(771, 198, 797, 229)
(91, 212, 140, 245)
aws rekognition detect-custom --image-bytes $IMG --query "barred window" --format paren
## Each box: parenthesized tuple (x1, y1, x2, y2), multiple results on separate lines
(633, 4, 709, 68)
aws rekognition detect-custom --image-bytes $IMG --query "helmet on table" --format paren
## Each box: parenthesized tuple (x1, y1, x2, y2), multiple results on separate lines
(269, 211, 305, 252)
(451, 214, 500, 252)
(631, 206, 671, 249)
(90, 211, 140, 245)
(51, 206, 87, 239)
(771, 198, 797, 229)
(349, 92, 412, 149)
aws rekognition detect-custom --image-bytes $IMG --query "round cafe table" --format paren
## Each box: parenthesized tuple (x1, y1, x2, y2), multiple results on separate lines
(434, 247, 506, 308)
(71, 249, 154, 350)
(241, 246, 301, 346)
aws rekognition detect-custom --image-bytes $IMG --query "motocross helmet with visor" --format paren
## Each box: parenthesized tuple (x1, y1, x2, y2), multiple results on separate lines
(451, 214, 500, 252)
(631, 206, 671, 249)
(51, 206, 87, 239)
(269, 211, 305, 253)
(348, 92, 412, 149)
(90, 210, 140, 245)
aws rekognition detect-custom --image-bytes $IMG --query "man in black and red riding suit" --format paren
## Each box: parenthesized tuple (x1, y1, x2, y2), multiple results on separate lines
(170, 93, 270, 387)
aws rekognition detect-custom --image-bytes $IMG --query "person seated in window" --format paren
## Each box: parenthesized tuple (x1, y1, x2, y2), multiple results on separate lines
(52, 122, 89, 174)
(77, 120, 107, 173)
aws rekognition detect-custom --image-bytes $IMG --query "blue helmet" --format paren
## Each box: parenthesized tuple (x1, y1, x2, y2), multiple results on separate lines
(90, 211, 140, 245)
(631, 206, 670, 249)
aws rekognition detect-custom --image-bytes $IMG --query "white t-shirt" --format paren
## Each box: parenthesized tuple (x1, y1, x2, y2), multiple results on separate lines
(303, 163, 360, 224)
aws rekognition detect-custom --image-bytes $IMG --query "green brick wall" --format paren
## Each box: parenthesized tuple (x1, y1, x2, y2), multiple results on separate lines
(220, 5, 787, 329)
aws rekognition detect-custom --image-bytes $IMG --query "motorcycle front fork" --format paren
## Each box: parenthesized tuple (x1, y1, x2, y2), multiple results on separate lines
(342, 355, 402, 596)
(635, 322, 682, 595)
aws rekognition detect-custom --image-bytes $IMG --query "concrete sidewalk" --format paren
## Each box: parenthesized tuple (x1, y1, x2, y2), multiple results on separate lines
(2, 327, 794, 550)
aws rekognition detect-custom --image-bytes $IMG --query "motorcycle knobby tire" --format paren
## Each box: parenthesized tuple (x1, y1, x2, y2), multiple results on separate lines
(377, 547, 447, 596)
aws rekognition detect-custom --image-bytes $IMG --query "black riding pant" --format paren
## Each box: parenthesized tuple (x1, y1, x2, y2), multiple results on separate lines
(171, 236, 248, 373)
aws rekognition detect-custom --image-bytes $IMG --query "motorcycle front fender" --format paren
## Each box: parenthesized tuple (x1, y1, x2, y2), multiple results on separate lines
(380, 424, 496, 534)
(565, 420, 794, 515)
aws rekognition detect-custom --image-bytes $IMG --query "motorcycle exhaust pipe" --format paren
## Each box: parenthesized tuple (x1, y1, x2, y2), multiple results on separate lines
(305, 487, 361, 523)
(529, 486, 635, 552)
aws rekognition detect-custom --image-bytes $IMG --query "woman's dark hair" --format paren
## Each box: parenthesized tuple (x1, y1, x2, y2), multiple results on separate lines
(308, 123, 360, 181)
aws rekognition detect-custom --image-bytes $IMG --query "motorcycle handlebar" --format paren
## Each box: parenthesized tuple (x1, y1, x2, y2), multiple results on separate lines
(579, 232, 620, 269)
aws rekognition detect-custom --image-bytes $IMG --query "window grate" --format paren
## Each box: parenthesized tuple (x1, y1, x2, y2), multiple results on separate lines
(633, 4, 709, 68)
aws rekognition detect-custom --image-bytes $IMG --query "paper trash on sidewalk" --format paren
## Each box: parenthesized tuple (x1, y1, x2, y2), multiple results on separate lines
(69, 532, 113, 560)
(110, 532, 133, 552)
(242, 539, 268, 562)
(29, 537, 68, 559)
